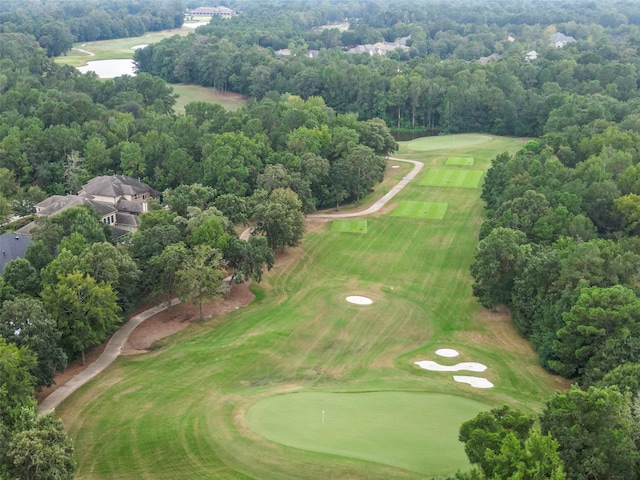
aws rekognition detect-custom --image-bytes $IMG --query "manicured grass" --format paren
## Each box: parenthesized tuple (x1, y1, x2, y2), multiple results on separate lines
(446, 156, 474, 166)
(420, 169, 484, 189)
(331, 220, 368, 233)
(59, 134, 561, 480)
(246, 391, 488, 476)
(404, 134, 492, 152)
(171, 84, 246, 113)
(391, 201, 448, 219)
(55, 26, 194, 67)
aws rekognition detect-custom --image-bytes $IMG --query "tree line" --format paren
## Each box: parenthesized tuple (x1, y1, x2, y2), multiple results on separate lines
(136, 0, 640, 136)
(0, 0, 184, 57)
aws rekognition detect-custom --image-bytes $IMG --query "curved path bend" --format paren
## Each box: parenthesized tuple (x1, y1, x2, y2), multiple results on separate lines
(38, 299, 181, 414)
(41, 156, 421, 413)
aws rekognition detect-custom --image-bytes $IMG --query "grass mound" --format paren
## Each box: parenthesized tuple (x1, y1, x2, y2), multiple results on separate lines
(420, 169, 484, 189)
(391, 201, 448, 219)
(331, 220, 368, 233)
(246, 391, 488, 475)
(446, 156, 474, 166)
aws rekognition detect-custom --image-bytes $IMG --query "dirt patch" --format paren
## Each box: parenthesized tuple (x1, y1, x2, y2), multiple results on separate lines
(36, 282, 254, 403)
(123, 281, 255, 354)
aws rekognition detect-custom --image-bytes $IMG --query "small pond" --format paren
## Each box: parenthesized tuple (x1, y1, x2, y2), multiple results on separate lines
(77, 59, 136, 78)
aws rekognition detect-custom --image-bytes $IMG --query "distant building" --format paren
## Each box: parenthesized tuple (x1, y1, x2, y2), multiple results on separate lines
(26, 175, 159, 238)
(525, 50, 538, 61)
(345, 35, 411, 56)
(0, 233, 31, 274)
(479, 53, 501, 65)
(507, 35, 516, 43)
(186, 6, 236, 18)
(551, 32, 576, 48)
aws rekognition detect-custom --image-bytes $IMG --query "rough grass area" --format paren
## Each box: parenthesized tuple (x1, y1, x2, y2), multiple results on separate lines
(446, 156, 474, 166)
(403, 134, 492, 152)
(331, 220, 368, 233)
(420, 169, 484, 189)
(60, 134, 563, 480)
(171, 84, 247, 113)
(246, 391, 488, 476)
(391, 201, 448, 219)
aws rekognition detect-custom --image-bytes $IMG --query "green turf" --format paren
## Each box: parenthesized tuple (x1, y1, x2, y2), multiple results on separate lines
(391, 201, 448, 219)
(420, 169, 484, 189)
(331, 220, 368, 233)
(446, 156, 474, 166)
(246, 391, 488, 475)
(59, 134, 561, 480)
(403, 134, 492, 152)
(54, 26, 194, 67)
(171, 84, 246, 113)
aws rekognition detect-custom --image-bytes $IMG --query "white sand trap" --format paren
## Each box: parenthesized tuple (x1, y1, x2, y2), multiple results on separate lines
(414, 360, 487, 372)
(392, 165, 400, 168)
(453, 376, 494, 388)
(346, 296, 373, 305)
(435, 348, 459, 358)
(131, 44, 148, 50)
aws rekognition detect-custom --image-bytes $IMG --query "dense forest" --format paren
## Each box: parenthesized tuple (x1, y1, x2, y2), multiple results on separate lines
(2, 0, 640, 478)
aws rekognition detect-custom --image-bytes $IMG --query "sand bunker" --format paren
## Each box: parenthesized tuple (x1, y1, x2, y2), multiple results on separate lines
(346, 296, 373, 305)
(435, 348, 459, 358)
(131, 44, 148, 50)
(414, 361, 487, 372)
(453, 376, 494, 389)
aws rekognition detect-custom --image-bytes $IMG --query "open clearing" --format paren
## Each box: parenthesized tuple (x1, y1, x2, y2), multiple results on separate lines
(246, 391, 488, 476)
(403, 134, 492, 152)
(446, 156, 475, 166)
(59, 134, 563, 480)
(331, 220, 368, 233)
(171, 84, 247, 113)
(420, 168, 484, 189)
(391, 201, 448, 219)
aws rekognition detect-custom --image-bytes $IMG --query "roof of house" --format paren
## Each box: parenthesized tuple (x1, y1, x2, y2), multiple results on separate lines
(115, 213, 141, 227)
(116, 199, 144, 213)
(79, 175, 157, 198)
(35, 195, 116, 218)
(551, 32, 576, 44)
(479, 53, 501, 64)
(0, 233, 32, 274)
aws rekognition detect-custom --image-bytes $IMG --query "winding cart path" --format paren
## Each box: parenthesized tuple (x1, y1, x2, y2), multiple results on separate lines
(39, 156, 422, 414)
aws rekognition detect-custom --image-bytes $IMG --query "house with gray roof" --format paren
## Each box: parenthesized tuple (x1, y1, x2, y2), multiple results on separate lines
(29, 175, 159, 237)
(0, 233, 32, 274)
(551, 32, 576, 48)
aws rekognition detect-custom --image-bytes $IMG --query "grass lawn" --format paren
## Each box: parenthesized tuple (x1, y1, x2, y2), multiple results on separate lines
(55, 26, 194, 67)
(420, 169, 484, 189)
(171, 84, 246, 113)
(446, 156, 474, 166)
(331, 220, 368, 233)
(246, 391, 488, 476)
(391, 201, 448, 219)
(403, 134, 492, 152)
(59, 134, 563, 480)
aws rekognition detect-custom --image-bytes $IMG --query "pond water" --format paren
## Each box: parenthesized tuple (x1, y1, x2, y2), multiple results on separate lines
(77, 59, 136, 78)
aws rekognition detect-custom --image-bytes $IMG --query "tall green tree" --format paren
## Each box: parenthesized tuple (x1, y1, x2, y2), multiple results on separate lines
(41, 272, 121, 364)
(176, 245, 227, 322)
(251, 188, 305, 252)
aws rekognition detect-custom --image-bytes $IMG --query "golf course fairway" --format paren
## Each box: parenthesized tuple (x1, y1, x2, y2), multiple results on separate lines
(58, 134, 563, 480)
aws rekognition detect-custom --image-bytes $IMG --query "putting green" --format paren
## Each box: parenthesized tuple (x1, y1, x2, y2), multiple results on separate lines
(420, 169, 484, 189)
(404, 134, 492, 152)
(391, 201, 448, 219)
(246, 391, 489, 476)
(331, 220, 368, 233)
(446, 156, 475, 166)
